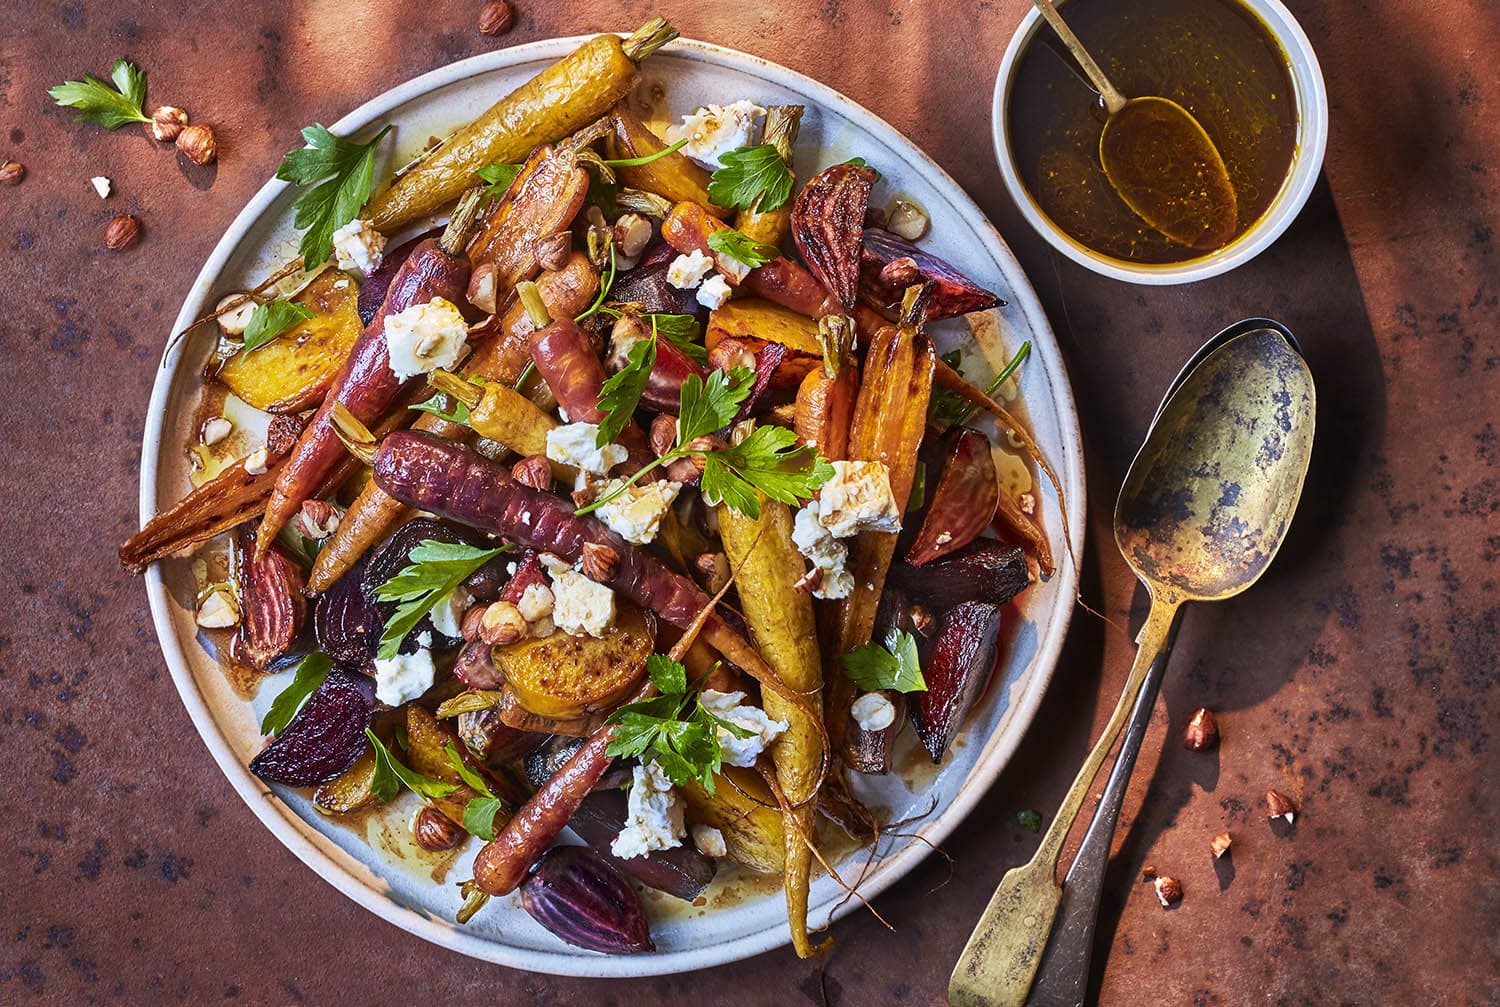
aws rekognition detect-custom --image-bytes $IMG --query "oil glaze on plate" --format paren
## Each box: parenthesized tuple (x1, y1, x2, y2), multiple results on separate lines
(138, 36, 1084, 977)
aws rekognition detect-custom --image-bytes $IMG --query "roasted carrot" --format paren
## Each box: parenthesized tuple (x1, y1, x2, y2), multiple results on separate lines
(365, 19, 679, 231)
(465, 142, 590, 292)
(256, 190, 487, 559)
(607, 105, 726, 215)
(793, 314, 857, 460)
(307, 256, 598, 593)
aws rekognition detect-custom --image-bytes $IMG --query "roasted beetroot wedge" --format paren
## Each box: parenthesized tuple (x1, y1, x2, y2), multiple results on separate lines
(792, 162, 877, 311)
(233, 523, 308, 671)
(314, 556, 381, 672)
(249, 667, 375, 786)
(889, 539, 1030, 611)
(912, 601, 1004, 762)
(568, 789, 716, 900)
(907, 428, 1000, 566)
(860, 228, 1003, 321)
(639, 331, 707, 413)
(364, 517, 481, 651)
(521, 846, 655, 954)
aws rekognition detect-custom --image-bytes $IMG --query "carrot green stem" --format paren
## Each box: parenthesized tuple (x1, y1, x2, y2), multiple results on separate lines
(427, 369, 485, 409)
(516, 281, 552, 329)
(601, 137, 688, 167)
(438, 187, 488, 257)
(621, 18, 679, 62)
(956, 341, 1032, 427)
(763, 105, 804, 165)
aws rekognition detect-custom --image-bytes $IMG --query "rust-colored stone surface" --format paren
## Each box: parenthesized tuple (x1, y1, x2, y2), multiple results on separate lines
(3, 1, 1497, 1004)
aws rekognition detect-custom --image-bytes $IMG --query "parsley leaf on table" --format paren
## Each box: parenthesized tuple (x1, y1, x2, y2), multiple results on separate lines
(372, 540, 506, 660)
(365, 728, 460, 803)
(276, 123, 394, 269)
(241, 299, 316, 353)
(595, 320, 658, 448)
(604, 656, 752, 793)
(48, 60, 151, 129)
(706, 228, 780, 270)
(700, 425, 834, 521)
(841, 628, 927, 693)
(259, 652, 331, 736)
(707, 144, 795, 213)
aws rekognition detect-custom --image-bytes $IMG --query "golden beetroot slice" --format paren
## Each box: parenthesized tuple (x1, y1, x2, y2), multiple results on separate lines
(791, 163, 877, 311)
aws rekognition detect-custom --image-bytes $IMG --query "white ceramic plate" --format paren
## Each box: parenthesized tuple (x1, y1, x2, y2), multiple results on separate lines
(140, 36, 1084, 977)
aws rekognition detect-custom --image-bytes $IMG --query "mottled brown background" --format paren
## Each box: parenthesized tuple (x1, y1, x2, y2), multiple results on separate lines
(3, 1, 1497, 1004)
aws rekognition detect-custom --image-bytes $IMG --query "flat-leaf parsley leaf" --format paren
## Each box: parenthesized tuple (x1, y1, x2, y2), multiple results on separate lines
(276, 123, 393, 269)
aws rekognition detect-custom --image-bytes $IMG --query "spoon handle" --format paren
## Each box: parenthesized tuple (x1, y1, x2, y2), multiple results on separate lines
(1029, 0, 1129, 114)
(1027, 606, 1184, 1007)
(949, 597, 1180, 1007)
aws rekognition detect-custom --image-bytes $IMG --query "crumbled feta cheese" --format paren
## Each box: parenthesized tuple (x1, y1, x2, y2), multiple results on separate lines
(242, 447, 269, 475)
(666, 249, 714, 289)
(690, 824, 727, 859)
(372, 633, 436, 706)
(714, 251, 753, 284)
(195, 589, 239, 628)
(330, 217, 386, 277)
(201, 416, 232, 446)
(90, 175, 111, 199)
(428, 587, 470, 639)
(699, 690, 787, 768)
(817, 460, 902, 538)
(539, 553, 572, 576)
(851, 692, 897, 732)
(696, 273, 733, 310)
(383, 297, 468, 380)
(516, 582, 555, 623)
(792, 502, 854, 599)
(595, 479, 682, 545)
(546, 422, 629, 476)
(550, 568, 616, 638)
(529, 615, 556, 640)
(667, 100, 767, 170)
(611, 762, 686, 859)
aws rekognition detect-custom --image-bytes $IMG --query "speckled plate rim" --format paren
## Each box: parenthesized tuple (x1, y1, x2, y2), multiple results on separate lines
(139, 35, 1085, 977)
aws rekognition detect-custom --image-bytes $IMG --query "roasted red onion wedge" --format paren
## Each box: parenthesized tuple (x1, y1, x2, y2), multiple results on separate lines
(911, 600, 1003, 762)
(248, 668, 375, 786)
(888, 539, 1030, 611)
(232, 523, 308, 671)
(906, 427, 1000, 566)
(860, 227, 1004, 321)
(520, 845, 655, 954)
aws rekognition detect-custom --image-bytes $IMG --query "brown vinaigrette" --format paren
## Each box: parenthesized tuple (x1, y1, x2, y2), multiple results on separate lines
(1008, 0, 1297, 264)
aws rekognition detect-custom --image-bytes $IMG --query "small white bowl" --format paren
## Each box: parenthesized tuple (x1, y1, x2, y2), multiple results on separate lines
(991, 0, 1328, 285)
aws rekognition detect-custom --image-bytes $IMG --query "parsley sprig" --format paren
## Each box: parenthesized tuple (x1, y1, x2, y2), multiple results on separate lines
(599, 308, 707, 366)
(707, 228, 780, 270)
(372, 540, 506, 660)
(412, 374, 486, 425)
(707, 144, 795, 212)
(595, 318, 658, 448)
(604, 656, 752, 793)
(444, 744, 505, 840)
(365, 728, 459, 803)
(476, 161, 523, 197)
(260, 653, 331, 736)
(48, 60, 151, 129)
(276, 124, 394, 269)
(841, 628, 927, 693)
(241, 299, 316, 353)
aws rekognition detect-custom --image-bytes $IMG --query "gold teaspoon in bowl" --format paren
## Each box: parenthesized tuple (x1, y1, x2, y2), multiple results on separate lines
(1029, 0, 1239, 250)
(949, 324, 1316, 1007)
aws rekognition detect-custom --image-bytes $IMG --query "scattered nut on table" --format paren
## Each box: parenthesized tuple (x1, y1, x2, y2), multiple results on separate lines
(1211, 832, 1233, 859)
(1266, 789, 1297, 824)
(1182, 707, 1220, 751)
(0, 160, 24, 185)
(104, 213, 141, 251)
(148, 105, 189, 142)
(177, 123, 217, 165)
(1153, 875, 1183, 907)
(478, 0, 515, 37)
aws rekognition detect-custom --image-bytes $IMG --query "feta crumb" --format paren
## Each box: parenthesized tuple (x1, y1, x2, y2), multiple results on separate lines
(595, 479, 683, 545)
(611, 762, 686, 859)
(666, 249, 714, 289)
(372, 633, 436, 707)
(715, 250, 753, 283)
(90, 175, 111, 199)
(195, 589, 239, 628)
(515, 582, 555, 623)
(330, 217, 386, 277)
(851, 692, 897, 732)
(539, 553, 572, 576)
(817, 460, 902, 538)
(549, 568, 616, 638)
(383, 297, 469, 380)
(696, 272, 734, 310)
(699, 690, 788, 767)
(690, 824, 727, 859)
(546, 422, 629, 476)
(792, 502, 854, 599)
(242, 447, 269, 475)
(667, 100, 767, 170)
(428, 587, 470, 639)
(529, 615, 556, 640)
(201, 416, 232, 446)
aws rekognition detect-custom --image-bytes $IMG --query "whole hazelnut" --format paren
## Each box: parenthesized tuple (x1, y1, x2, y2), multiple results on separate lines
(880, 256, 921, 288)
(176, 123, 217, 165)
(511, 454, 552, 491)
(467, 261, 498, 314)
(666, 456, 704, 485)
(1153, 875, 1183, 907)
(478, 0, 515, 36)
(1210, 832, 1233, 859)
(1265, 789, 1297, 824)
(0, 160, 24, 186)
(413, 806, 465, 852)
(581, 542, 621, 583)
(148, 105, 189, 142)
(612, 212, 653, 259)
(650, 413, 679, 458)
(104, 213, 141, 251)
(460, 603, 490, 642)
(1182, 707, 1220, 751)
(479, 600, 527, 646)
(693, 552, 731, 596)
(535, 231, 572, 273)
